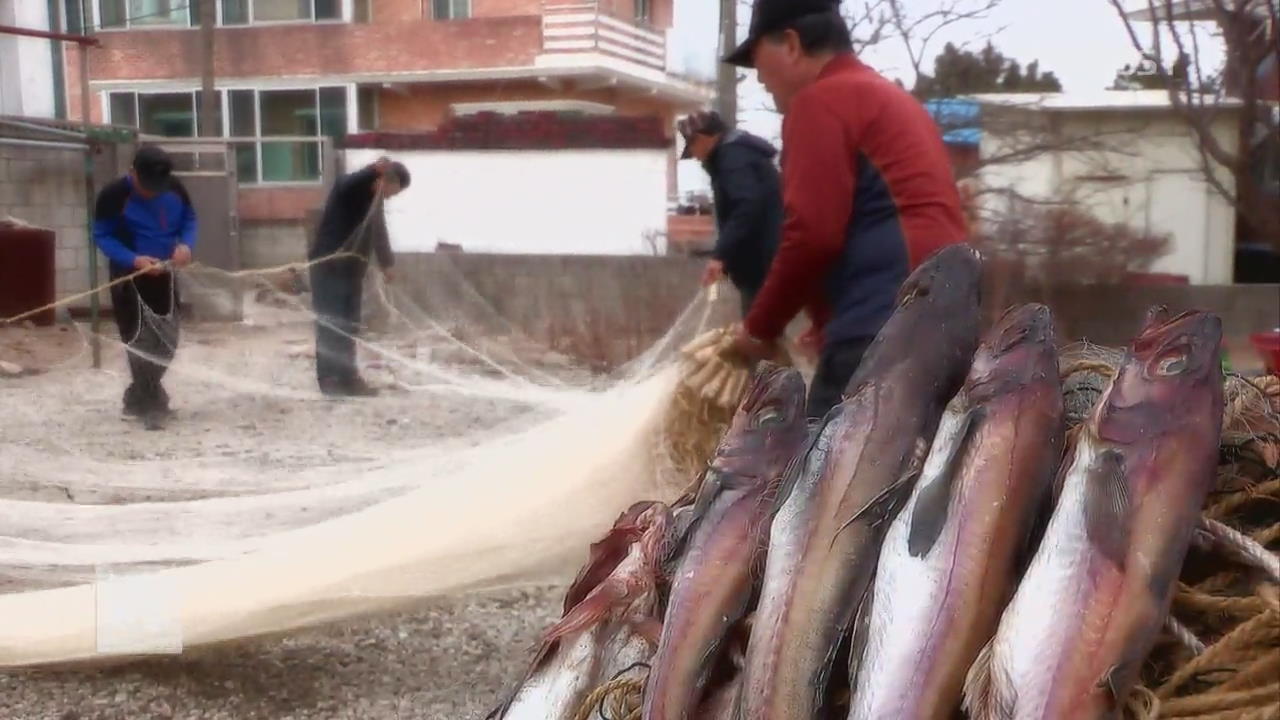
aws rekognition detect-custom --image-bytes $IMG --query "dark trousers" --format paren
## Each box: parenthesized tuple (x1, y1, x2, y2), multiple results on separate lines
(310, 260, 364, 387)
(806, 336, 873, 421)
(109, 270, 179, 412)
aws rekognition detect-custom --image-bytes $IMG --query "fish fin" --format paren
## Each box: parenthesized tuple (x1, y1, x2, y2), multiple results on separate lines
(962, 636, 1007, 720)
(1084, 449, 1131, 568)
(846, 576, 876, 691)
(563, 504, 651, 612)
(908, 406, 984, 557)
(832, 440, 926, 542)
(1097, 661, 1138, 708)
(543, 580, 631, 646)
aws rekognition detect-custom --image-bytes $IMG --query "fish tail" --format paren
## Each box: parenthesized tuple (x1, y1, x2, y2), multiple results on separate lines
(962, 636, 1009, 720)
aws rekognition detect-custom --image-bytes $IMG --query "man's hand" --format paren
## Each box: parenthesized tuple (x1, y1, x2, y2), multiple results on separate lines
(729, 325, 776, 363)
(171, 244, 192, 268)
(133, 255, 165, 276)
(797, 324, 823, 360)
(381, 267, 396, 284)
(373, 156, 392, 174)
(701, 259, 725, 287)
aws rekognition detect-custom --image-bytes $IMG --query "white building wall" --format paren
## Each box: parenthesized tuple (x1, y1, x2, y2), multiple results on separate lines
(343, 148, 671, 256)
(976, 108, 1240, 284)
(0, 1, 57, 118)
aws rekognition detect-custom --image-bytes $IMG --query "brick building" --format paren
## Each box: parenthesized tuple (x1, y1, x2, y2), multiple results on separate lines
(56, 0, 710, 258)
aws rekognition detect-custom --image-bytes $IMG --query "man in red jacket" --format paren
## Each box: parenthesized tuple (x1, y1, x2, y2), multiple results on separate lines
(725, 0, 969, 419)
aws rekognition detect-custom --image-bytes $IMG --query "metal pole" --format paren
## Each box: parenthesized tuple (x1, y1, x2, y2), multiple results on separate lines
(717, 0, 738, 126)
(79, 0, 100, 369)
(198, 0, 216, 140)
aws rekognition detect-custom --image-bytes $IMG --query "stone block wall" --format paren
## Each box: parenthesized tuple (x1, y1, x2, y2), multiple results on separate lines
(0, 142, 108, 309)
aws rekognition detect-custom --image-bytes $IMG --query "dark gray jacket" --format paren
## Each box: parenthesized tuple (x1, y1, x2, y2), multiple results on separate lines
(703, 130, 783, 299)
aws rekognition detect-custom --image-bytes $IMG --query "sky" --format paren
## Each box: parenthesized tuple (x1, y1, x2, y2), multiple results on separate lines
(668, 0, 1217, 195)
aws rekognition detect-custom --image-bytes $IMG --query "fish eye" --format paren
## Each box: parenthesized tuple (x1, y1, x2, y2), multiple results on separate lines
(1155, 353, 1188, 376)
(755, 406, 782, 426)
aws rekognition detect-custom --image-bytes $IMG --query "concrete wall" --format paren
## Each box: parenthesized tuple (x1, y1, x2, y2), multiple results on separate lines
(0, 142, 107, 307)
(240, 221, 310, 269)
(344, 147, 671, 255)
(384, 252, 1279, 368)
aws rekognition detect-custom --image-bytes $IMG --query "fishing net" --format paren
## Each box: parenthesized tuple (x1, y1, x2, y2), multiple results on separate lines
(0, 188, 754, 666)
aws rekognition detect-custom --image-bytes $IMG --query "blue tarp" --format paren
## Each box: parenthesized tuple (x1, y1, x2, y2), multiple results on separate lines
(923, 98, 982, 147)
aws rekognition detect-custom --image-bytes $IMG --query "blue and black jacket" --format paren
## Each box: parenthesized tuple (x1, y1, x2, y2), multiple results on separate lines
(92, 175, 198, 275)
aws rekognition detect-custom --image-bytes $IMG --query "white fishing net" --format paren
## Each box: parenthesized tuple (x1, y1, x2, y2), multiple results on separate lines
(0, 195, 746, 666)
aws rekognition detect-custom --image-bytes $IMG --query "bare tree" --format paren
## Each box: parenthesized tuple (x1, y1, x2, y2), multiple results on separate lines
(1106, 0, 1280, 250)
(736, 0, 1004, 118)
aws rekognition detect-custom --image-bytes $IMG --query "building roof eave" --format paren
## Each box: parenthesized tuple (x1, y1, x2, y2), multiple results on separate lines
(88, 64, 714, 109)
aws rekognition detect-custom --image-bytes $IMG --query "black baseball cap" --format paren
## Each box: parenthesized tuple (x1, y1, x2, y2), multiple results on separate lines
(724, 0, 841, 68)
(131, 145, 173, 193)
(677, 110, 728, 159)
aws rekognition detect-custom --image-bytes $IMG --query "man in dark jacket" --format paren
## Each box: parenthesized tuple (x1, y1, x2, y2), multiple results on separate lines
(679, 110, 782, 316)
(308, 156, 409, 397)
(92, 145, 198, 431)
(724, 0, 969, 419)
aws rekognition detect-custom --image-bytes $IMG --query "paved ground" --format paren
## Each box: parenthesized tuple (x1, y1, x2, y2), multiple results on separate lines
(0, 315, 579, 719)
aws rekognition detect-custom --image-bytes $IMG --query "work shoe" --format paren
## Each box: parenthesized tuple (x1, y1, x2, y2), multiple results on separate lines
(343, 376, 380, 397)
(142, 408, 167, 431)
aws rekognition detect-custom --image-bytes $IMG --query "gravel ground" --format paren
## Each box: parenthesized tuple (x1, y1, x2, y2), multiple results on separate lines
(0, 586, 565, 720)
(0, 312, 583, 719)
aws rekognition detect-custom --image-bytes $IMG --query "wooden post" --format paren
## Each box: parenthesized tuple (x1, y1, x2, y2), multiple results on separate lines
(717, 0, 738, 126)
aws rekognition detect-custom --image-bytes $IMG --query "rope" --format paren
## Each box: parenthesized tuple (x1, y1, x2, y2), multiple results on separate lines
(1156, 608, 1280, 700)
(1160, 683, 1280, 717)
(0, 251, 366, 327)
(1198, 518, 1280, 584)
(570, 676, 644, 720)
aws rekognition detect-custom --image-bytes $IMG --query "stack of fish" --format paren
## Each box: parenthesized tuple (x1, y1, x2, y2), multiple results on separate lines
(490, 245, 1227, 720)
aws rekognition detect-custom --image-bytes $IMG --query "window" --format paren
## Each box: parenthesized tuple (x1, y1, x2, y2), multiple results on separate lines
(634, 0, 650, 23)
(107, 86, 350, 184)
(107, 91, 196, 137)
(431, 0, 469, 21)
(96, 0, 194, 29)
(220, 0, 249, 24)
(357, 86, 379, 131)
(235, 0, 340, 23)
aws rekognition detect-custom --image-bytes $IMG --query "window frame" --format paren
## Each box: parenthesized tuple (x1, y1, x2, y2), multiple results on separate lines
(428, 0, 470, 21)
(102, 83, 355, 186)
(93, 0, 196, 31)
(91, 0, 353, 30)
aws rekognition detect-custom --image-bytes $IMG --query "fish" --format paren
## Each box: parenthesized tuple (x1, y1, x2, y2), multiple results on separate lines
(848, 303, 1066, 720)
(489, 501, 673, 720)
(963, 308, 1224, 720)
(642, 363, 810, 720)
(738, 244, 985, 719)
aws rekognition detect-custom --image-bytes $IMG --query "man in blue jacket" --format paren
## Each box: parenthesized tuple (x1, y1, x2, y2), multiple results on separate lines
(92, 145, 197, 430)
(679, 110, 782, 317)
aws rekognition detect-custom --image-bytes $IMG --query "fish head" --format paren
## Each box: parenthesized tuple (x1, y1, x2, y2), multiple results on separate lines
(1098, 309, 1224, 443)
(850, 244, 984, 395)
(967, 303, 1057, 401)
(709, 362, 809, 482)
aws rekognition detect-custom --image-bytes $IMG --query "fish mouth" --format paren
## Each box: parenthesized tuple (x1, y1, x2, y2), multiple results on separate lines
(1131, 309, 1222, 381)
(895, 244, 983, 307)
(990, 303, 1054, 354)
